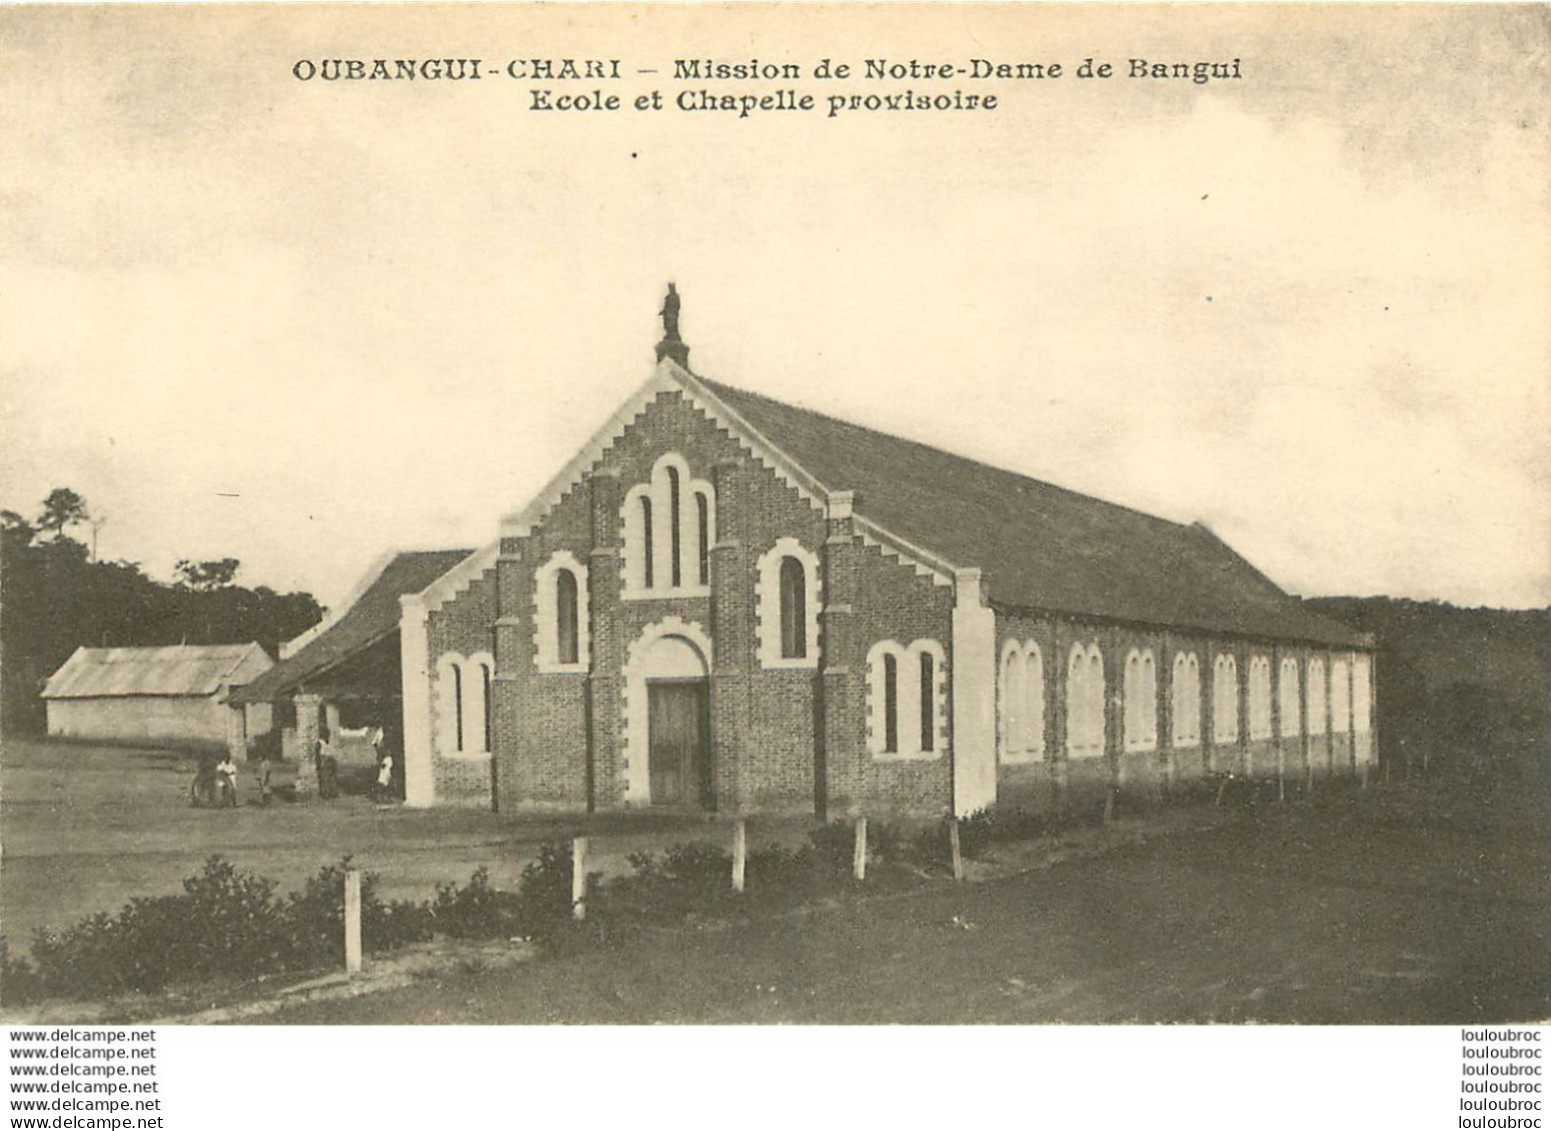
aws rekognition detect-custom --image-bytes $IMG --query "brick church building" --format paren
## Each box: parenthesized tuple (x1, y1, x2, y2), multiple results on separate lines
(236, 289, 1376, 819)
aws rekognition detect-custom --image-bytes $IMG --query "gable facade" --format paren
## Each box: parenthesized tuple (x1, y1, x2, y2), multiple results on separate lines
(397, 355, 1378, 818)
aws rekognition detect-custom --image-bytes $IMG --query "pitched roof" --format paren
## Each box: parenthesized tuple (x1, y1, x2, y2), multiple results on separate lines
(228, 549, 471, 703)
(696, 376, 1367, 649)
(43, 644, 270, 700)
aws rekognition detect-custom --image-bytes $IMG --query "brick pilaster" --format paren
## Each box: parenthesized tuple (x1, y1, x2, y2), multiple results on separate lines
(819, 491, 860, 817)
(587, 468, 623, 810)
(708, 459, 753, 812)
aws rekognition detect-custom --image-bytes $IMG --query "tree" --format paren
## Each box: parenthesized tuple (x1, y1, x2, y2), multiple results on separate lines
(36, 488, 89, 542)
(175, 558, 241, 592)
(1, 510, 36, 550)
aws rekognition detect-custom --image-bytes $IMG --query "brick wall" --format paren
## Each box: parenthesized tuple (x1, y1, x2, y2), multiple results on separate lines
(991, 610, 1375, 818)
(426, 567, 498, 807)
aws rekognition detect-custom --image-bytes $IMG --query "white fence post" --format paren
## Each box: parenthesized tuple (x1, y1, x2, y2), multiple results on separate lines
(732, 818, 747, 893)
(852, 816, 868, 882)
(572, 836, 588, 920)
(344, 867, 362, 974)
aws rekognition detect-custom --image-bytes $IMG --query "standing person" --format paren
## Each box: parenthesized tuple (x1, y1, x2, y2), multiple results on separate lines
(375, 748, 394, 804)
(255, 752, 273, 807)
(316, 728, 339, 800)
(215, 754, 240, 808)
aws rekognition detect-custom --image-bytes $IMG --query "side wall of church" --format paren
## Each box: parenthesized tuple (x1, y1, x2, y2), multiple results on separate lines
(992, 607, 1377, 821)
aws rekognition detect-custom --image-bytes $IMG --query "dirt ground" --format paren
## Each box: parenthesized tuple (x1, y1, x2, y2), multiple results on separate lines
(5, 735, 1546, 1024)
(0, 736, 801, 953)
(264, 776, 1548, 1024)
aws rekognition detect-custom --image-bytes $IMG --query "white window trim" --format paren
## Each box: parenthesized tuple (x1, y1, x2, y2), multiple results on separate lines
(1123, 647, 1158, 753)
(1279, 658, 1302, 739)
(1213, 654, 1240, 745)
(1248, 655, 1273, 741)
(1172, 652, 1201, 748)
(1353, 655, 1373, 736)
(620, 452, 714, 601)
(534, 551, 590, 673)
(433, 651, 490, 761)
(867, 638, 948, 761)
(1066, 642, 1106, 760)
(755, 538, 822, 669)
(462, 651, 494, 755)
(1000, 640, 1046, 764)
(1330, 658, 1352, 734)
(1307, 658, 1328, 736)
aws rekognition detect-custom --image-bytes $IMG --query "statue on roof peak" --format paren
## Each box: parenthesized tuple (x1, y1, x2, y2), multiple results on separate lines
(660, 282, 681, 341)
(655, 282, 690, 367)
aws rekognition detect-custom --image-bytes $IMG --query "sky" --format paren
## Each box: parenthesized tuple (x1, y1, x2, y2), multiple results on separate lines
(1, 4, 1547, 614)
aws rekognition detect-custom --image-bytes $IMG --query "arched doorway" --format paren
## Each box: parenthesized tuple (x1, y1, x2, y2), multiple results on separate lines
(624, 620, 714, 809)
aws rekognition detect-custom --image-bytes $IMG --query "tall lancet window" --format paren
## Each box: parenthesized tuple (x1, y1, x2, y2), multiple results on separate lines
(556, 569, 579, 666)
(697, 493, 710, 585)
(640, 497, 654, 589)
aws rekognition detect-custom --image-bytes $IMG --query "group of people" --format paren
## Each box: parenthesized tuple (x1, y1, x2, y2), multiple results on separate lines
(189, 724, 399, 808)
(312, 725, 397, 803)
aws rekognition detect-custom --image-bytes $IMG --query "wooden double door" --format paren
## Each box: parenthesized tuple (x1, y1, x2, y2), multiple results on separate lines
(647, 679, 712, 808)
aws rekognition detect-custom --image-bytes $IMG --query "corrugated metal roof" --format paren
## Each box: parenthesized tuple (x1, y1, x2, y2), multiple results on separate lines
(42, 644, 270, 700)
(228, 549, 471, 704)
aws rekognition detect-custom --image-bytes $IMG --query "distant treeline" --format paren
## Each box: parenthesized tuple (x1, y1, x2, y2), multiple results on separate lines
(1, 489, 323, 735)
(1306, 596, 1548, 781)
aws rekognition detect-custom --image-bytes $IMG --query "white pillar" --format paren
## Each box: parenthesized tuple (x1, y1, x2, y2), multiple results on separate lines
(400, 594, 435, 808)
(951, 567, 997, 817)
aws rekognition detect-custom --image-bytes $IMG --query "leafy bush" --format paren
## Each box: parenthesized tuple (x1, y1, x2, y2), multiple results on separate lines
(26, 858, 292, 999)
(282, 858, 431, 966)
(5, 855, 435, 1006)
(428, 867, 525, 940)
(806, 820, 862, 873)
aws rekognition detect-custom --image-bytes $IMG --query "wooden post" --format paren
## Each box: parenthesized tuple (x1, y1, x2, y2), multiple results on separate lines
(571, 836, 588, 921)
(343, 867, 362, 974)
(731, 818, 747, 893)
(852, 816, 867, 882)
(949, 818, 964, 882)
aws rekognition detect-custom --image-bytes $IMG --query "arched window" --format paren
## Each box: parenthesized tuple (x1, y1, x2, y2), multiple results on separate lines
(1002, 645, 1026, 757)
(1213, 654, 1239, 745)
(919, 652, 935, 753)
(640, 496, 654, 589)
(480, 662, 493, 753)
(534, 551, 590, 672)
(452, 663, 464, 752)
(459, 651, 494, 756)
(868, 639, 946, 758)
(779, 557, 806, 659)
(756, 540, 821, 668)
(1306, 657, 1327, 736)
(883, 653, 899, 754)
(667, 466, 682, 587)
(1248, 656, 1272, 740)
(1124, 648, 1158, 752)
(1066, 643, 1105, 759)
(622, 455, 715, 596)
(1353, 655, 1372, 735)
(1331, 659, 1351, 734)
(1279, 658, 1301, 738)
(697, 492, 710, 585)
(556, 569, 579, 665)
(1172, 652, 1201, 747)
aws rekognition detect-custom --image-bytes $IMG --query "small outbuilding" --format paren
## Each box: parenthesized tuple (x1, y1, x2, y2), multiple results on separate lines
(42, 643, 274, 750)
